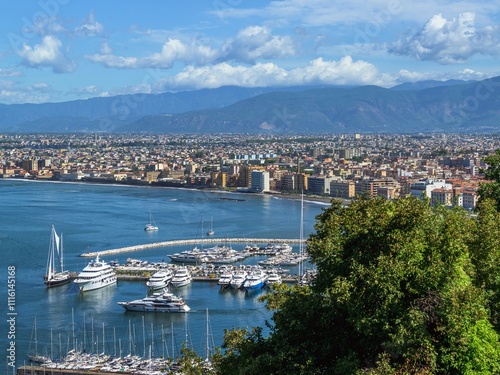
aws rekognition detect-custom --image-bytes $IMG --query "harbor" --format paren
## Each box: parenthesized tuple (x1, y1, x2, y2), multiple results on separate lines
(0, 180, 322, 372)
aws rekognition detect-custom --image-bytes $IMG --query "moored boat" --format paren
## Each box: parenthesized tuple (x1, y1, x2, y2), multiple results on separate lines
(146, 269, 173, 290)
(118, 290, 190, 313)
(170, 266, 192, 287)
(44, 225, 71, 288)
(242, 268, 268, 290)
(74, 255, 117, 292)
(229, 269, 247, 289)
(266, 271, 282, 286)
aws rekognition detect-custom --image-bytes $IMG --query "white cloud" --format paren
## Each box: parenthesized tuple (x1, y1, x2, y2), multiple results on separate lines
(221, 25, 296, 62)
(67, 85, 100, 96)
(17, 35, 76, 73)
(0, 68, 23, 78)
(154, 56, 396, 91)
(86, 38, 218, 69)
(389, 12, 500, 64)
(86, 25, 296, 69)
(75, 11, 105, 36)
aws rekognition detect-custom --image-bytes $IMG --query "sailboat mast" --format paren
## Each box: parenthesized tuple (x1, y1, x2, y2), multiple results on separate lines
(298, 190, 304, 280)
(72, 308, 75, 352)
(206, 308, 209, 361)
(60, 233, 64, 272)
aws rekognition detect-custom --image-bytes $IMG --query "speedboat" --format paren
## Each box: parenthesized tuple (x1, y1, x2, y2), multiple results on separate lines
(146, 269, 173, 290)
(242, 269, 268, 290)
(118, 290, 190, 313)
(170, 266, 192, 287)
(74, 255, 117, 292)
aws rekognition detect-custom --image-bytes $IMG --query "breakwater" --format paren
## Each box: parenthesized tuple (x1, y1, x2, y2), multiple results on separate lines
(80, 238, 304, 257)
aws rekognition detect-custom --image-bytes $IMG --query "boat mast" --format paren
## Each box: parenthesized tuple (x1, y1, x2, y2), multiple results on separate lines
(142, 315, 146, 358)
(298, 190, 304, 281)
(72, 308, 75, 352)
(60, 232, 64, 273)
(205, 308, 210, 361)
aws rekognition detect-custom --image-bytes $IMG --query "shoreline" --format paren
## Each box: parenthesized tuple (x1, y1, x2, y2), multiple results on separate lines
(1, 176, 341, 205)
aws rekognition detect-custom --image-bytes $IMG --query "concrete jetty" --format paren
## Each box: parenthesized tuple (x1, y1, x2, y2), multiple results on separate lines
(80, 238, 304, 257)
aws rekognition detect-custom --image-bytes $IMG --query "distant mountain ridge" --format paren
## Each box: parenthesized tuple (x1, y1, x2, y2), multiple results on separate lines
(1, 78, 500, 133)
(118, 77, 500, 133)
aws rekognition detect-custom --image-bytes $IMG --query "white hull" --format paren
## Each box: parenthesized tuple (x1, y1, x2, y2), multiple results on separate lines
(118, 291, 190, 313)
(118, 302, 190, 313)
(75, 276, 117, 292)
(74, 255, 117, 292)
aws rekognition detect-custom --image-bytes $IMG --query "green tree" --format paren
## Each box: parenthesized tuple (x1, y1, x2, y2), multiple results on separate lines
(216, 197, 500, 374)
(478, 149, 500, 211)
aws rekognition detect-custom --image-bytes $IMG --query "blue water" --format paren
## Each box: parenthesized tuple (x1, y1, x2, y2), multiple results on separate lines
(0, 179, 325, 370)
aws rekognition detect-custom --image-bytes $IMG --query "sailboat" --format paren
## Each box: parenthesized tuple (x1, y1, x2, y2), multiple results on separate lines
(206, 216, 215, 236)
(44, 225, 71, 287)
(28, 318, 51, 364)
(144, 211, 158, 231)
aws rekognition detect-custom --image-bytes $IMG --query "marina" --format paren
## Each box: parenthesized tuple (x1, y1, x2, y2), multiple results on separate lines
(0, 180, 323, 372)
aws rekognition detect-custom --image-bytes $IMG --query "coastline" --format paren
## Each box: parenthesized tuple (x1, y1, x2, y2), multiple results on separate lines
(1, 176, 343, 205)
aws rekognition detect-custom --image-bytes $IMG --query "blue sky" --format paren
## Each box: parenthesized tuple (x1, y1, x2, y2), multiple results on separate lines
(1, 0, 499, 104)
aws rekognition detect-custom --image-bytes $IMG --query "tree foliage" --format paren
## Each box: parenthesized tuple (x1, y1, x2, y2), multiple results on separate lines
(215, 197, 500, 374)
(478, 149, 500, 211)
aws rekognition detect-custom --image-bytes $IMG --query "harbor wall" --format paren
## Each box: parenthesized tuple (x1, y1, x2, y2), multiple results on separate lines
(80, 238, 304, 257)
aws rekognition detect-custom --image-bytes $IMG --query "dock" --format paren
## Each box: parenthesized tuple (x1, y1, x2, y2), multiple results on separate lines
(80, 238, 304, 257)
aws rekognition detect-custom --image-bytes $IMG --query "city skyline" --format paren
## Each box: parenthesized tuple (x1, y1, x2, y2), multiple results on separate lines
(1, 1, 500, 104)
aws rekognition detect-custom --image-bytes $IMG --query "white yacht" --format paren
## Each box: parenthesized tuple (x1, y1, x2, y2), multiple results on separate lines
(242, 268, 268, 290)
(217, 270, 233, 288)
(146, 269, 173, 290)
(118, 290, 190, 313)
(266, 271, 283, 286)
(74, 255, 117, 292)
(170, 266, 192, 287)
(229, 269, 247, 289)
(168, 250, 208, 264)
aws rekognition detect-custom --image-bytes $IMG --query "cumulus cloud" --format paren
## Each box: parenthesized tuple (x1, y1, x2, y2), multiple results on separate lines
(75, 11, 105, 36)
(86, 38, 218, 68)
(17, 35, 76, 73)
(389, 12, 500, 64)
(86, 25, 296, 69)
(154, 56, 395, 91)
(221, 25, 296, 63)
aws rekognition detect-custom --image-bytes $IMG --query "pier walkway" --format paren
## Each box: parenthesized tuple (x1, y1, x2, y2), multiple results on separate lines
(80, 238, 304, 257)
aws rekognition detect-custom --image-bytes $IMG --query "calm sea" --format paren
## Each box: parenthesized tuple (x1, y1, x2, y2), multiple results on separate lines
(0, 179, 325, 371)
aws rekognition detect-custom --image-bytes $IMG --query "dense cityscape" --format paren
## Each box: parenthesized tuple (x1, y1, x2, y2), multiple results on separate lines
(1, 132, 499, 210)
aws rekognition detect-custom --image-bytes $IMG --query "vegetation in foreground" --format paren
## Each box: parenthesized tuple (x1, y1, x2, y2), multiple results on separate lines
(179, 152, 500, 374)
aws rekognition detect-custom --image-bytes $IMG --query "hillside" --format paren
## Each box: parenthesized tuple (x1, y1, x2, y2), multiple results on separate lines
(119, 77, 500, 133)
(1, 77, 500, 133)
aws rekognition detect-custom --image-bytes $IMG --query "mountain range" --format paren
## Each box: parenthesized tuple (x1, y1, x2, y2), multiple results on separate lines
(1, 77, 500, 133)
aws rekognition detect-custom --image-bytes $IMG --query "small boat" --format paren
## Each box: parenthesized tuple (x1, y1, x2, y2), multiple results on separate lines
(118, 290, 190, 313)
(144, 211, 158, 231)
(146, 269, 173, 290)
(206, 217, 215, 236)
(44, 225, 71, 288)
(170, 266, 192, 288)
(74, 255, 117, 292)
(242, 268, 268, 290)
